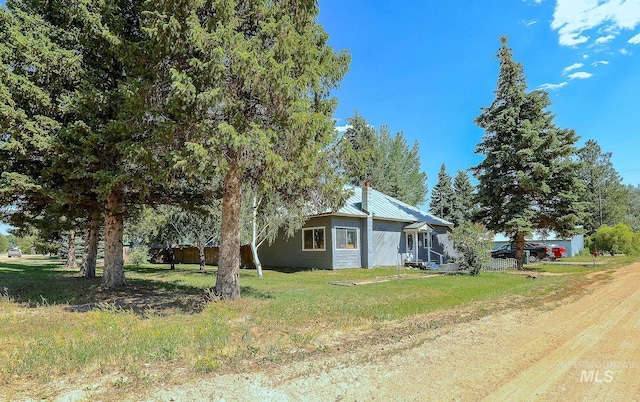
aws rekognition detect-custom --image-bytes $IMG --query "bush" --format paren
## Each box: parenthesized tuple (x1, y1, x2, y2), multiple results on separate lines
(583, 235, 594, 253)
(450, 222, 494, 275)
(577, 247, 593, 257)
(0, 235, 8, 253)
(128, 246, 149, 266)
(593, 223, 640, 256)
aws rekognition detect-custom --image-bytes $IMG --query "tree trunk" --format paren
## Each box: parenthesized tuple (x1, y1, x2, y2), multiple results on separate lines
(65, 230, 76, 269)
(81, 211, 100, 278)
(102, 188, 126, 287)
(81, 226, 89, 274)
(167, 245, 175, 270)
(252, 195, 263, 279)
(215, 165, 242, 299)
(198, 243, 206, 273)
(515, 233, 525, 270)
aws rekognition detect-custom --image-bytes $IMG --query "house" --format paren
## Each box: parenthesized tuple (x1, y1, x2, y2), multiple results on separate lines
(493, 231, 584, 257)
(258, 184, 455, 270)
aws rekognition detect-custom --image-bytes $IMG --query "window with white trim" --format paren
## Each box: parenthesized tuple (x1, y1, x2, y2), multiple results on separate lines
(335, 228, 358, 250)
(302, 227, 325, 250)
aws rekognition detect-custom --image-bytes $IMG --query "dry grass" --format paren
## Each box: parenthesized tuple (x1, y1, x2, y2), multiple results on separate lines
(0, 255, 625, 400)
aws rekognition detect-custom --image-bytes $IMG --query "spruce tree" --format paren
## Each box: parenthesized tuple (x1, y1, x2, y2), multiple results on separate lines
(339, 113, 427, 206)
(429, 164, 455, 221)
(341, 111, 382, 186)
(473, 37, 585, 268)
(451, 170, 475, 226)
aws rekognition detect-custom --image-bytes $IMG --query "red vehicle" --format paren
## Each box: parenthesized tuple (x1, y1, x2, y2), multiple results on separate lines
(550, 245, 566, 259)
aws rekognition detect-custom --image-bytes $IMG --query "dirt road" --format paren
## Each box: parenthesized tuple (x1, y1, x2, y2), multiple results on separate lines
(152, 264, 640, 402)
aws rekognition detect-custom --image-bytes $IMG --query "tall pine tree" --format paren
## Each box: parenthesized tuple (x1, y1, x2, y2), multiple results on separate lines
(451, 170, 475, 226)
(473, 37, 585, 268)
(339, 113, 427, 206)
(429, 164, 455, 221)
(576, 139, 628, 234)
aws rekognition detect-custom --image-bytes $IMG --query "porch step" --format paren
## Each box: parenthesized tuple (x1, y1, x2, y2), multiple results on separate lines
(426, 262, 440, 270)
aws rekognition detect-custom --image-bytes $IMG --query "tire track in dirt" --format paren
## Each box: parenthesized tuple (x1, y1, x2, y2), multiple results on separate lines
(148, 264, 640, 402)
(485, 265, 640, 401)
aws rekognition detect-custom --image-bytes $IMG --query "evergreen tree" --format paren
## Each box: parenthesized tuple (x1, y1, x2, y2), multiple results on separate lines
(340, 111, 382, 186)
(576, 139, 629, 233)
(0, 0, 155, 287)
(451, 170, 475, 226)
(1, 1, 213, 286)
(429, 164, 455, 221)
(472, 37, 585, 268)
(145, 0, 350, 299)
(339, 113, 427, 206)
(626, 184, 640, 231)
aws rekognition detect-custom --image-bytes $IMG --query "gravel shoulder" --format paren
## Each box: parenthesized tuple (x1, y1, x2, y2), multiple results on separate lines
(147, 264, 640, 402)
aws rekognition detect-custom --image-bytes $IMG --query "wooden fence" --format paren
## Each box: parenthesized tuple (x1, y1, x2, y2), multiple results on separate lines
(151, 245, 255, 268)
(486, 258, 518, 271)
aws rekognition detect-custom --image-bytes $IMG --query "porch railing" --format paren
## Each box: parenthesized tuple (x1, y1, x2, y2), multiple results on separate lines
(429, 249, 444, 266)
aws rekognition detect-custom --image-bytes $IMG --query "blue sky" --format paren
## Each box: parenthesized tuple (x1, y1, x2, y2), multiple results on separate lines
(318, 0, 640, 191)
(2, 1, 640, 234)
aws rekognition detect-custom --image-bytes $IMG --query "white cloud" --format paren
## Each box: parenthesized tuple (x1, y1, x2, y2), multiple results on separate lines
(629, 32, 640, 44)
(595, 34, 616, 44)
(620, 48, 632, 55)
(335, 124, 352, 134)
(539, 82, 568, 91)
(562, 62, 583, 74)
(525, 19, 539, 26)
(568, 71, 593, 79)
(551, 0, 640, 46)
(592, 60, 609, 66)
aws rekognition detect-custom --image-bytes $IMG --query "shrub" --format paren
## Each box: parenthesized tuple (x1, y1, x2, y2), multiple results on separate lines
(128, 246, 149, 266)
(0, 235, 8, 253)
(592, 223, 640, 256)
(450, 222, 494, 275)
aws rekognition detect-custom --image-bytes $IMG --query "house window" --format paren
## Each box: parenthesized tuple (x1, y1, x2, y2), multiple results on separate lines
(303, 227, 325, 251)
(336, 228, 358, 249)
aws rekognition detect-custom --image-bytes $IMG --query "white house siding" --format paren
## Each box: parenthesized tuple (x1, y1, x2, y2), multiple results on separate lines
(372, 220, 406, 267)
(258, 216, 333, 269)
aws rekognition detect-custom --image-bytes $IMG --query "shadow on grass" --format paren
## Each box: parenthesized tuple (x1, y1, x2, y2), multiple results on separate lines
(261, 266, 316, 274)
(0, 260, 208, 315)
(240, 285, 274, 300)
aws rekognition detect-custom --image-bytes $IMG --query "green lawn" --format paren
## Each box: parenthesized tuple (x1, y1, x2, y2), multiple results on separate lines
(0, 255, 624, 396)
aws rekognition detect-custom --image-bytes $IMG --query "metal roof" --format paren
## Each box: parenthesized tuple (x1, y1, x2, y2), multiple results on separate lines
(329, 185, 453, 227)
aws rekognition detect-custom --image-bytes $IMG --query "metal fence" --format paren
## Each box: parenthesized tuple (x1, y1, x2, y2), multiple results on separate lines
(486, 258, 518, 271)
